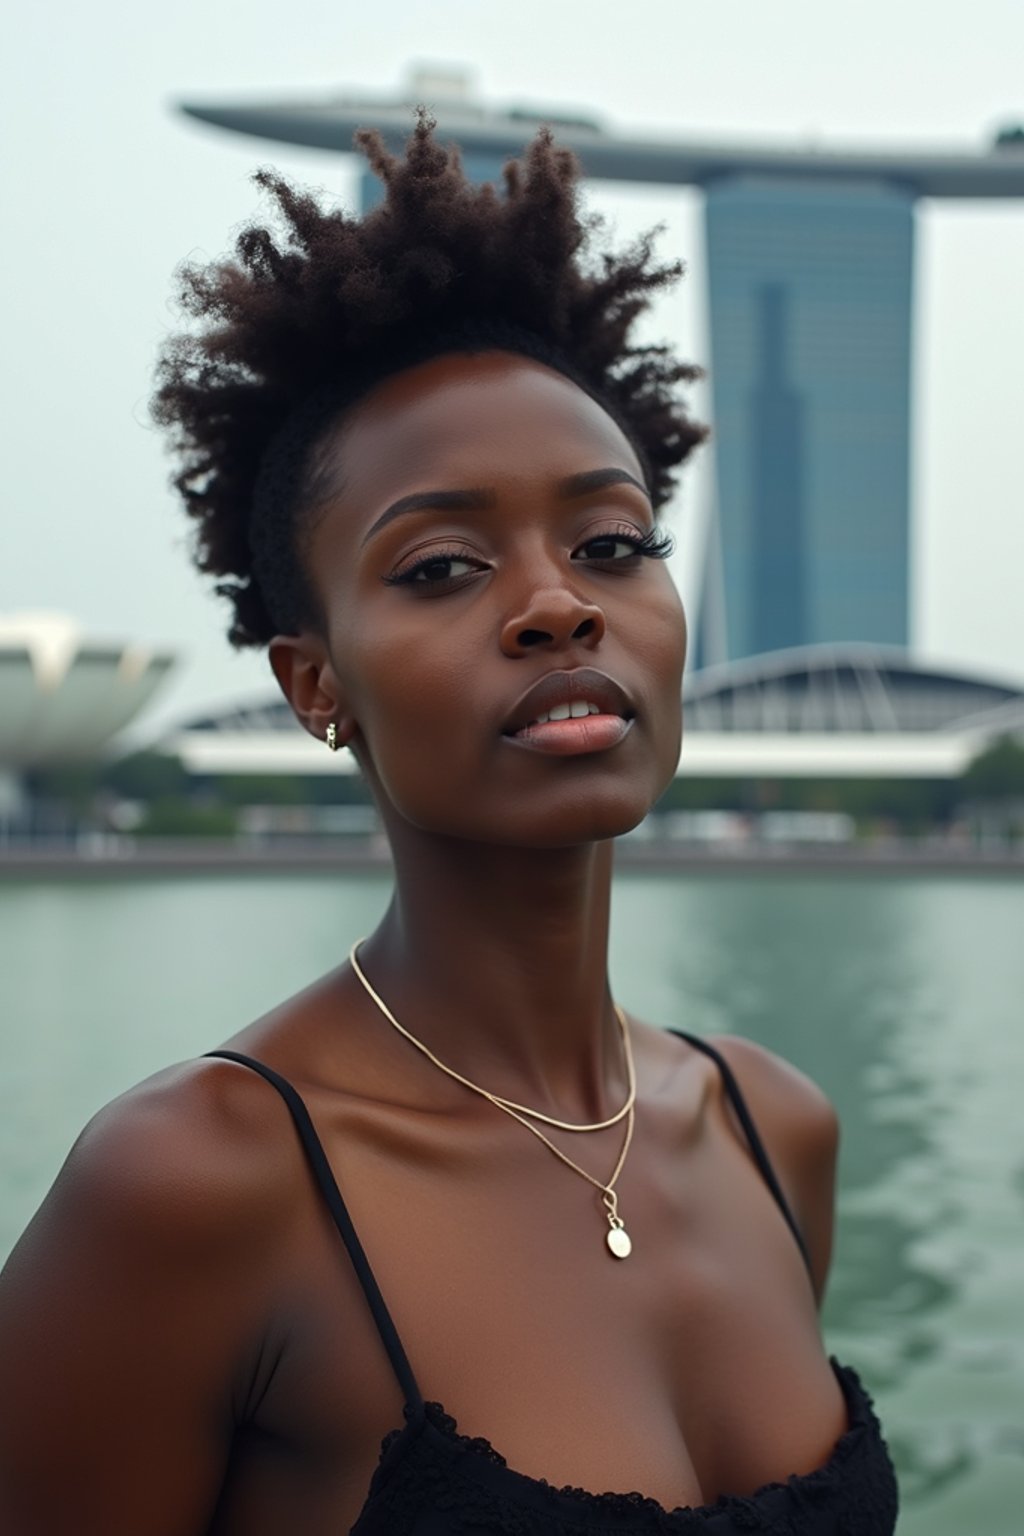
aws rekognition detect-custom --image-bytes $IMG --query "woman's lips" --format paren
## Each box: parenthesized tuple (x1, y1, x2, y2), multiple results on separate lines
(505, 714, 633, 756)
(502, 667, 633, 738)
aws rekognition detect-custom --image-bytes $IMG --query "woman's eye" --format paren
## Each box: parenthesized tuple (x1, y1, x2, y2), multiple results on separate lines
(577, 535, 641, 561)
(411, 555, 476, 582)
(385, 552, 484, 587)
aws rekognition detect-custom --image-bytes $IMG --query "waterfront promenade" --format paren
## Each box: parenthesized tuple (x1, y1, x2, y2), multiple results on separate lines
(1, 836, 1021, 878)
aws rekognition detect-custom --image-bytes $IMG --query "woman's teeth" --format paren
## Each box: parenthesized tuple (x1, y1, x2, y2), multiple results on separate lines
(531, 701, 604, 725)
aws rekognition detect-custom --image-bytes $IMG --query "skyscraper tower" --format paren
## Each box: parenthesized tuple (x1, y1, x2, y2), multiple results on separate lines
(701, 177, 913, 664)
(180, 81, 1024, 665)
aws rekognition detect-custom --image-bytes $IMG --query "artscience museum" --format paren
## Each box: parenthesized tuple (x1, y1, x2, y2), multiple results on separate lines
(0, 612, 175, 818)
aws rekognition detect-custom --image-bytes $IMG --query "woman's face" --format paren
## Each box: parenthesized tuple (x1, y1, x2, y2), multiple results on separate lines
(284, 351, 686, 848)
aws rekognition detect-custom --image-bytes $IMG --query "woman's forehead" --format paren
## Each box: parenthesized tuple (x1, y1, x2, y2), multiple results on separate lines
(317, 352, 644, 505)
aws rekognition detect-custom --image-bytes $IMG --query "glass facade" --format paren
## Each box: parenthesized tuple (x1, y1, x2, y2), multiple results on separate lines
(700, 177, 914, 664)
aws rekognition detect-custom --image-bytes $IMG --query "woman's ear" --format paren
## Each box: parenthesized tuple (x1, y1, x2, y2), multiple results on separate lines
(268, 634, 356, 750)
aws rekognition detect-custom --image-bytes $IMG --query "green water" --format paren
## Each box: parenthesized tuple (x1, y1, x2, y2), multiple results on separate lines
(1, 870, 1022, 1532)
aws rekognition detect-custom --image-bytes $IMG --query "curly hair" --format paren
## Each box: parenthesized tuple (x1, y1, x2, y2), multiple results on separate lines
(152, 112, 707, 647)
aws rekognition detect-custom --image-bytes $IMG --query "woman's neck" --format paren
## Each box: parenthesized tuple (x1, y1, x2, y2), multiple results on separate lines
(358, 832, 623, 1122)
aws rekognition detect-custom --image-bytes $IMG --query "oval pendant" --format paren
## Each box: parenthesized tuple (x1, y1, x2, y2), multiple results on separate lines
(606, 1225, 632, 1259)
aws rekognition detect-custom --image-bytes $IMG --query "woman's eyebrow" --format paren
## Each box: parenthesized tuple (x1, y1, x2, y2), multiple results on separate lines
(558, 468, 650, 501)
(362, 467, 650, 546)
(362, 488, 496, 545)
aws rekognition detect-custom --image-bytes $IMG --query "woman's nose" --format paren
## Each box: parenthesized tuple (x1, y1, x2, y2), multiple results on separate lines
(499, 585, 606, 657)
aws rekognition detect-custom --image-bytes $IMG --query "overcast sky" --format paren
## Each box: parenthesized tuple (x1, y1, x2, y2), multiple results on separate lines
(3, 0, 1022, 735)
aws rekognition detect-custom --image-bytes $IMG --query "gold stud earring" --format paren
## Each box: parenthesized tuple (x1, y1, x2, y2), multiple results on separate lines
(326, 722, 338, 751)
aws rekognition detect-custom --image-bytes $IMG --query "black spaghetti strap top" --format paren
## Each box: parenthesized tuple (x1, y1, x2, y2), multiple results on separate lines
(204, 1031, 899, 1534)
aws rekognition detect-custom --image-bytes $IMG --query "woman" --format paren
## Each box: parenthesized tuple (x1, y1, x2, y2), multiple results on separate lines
(0, 117, 898, 1533)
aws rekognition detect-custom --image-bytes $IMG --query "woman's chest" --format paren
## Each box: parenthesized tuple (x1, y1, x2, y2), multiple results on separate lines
(215, 1159, 844, 1533)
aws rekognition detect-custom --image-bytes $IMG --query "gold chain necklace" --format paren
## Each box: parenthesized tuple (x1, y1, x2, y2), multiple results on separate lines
(349, 942, 635, 1132)
(349, 940, 636, 1259)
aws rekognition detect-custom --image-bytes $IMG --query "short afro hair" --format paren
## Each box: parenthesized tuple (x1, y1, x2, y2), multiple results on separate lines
(152, 112, 707, 648)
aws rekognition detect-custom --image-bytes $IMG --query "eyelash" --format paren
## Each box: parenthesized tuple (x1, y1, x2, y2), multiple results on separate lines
(383, 526, 675, 588)
(580, 527, 675, 563)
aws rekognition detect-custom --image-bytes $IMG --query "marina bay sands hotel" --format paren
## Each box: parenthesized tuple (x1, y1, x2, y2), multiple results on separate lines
(182, 77, 1024, 671)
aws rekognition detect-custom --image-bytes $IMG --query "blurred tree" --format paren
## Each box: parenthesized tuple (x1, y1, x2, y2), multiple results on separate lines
(137, 799, 238, 837)
(215, 772, 375, 807)
(960, 736, 1024, 800)
(656, 774, 957, 827)
(101, 751, 189, 800)
(216, 773, 309, 806)
(27, 763, 104, 816)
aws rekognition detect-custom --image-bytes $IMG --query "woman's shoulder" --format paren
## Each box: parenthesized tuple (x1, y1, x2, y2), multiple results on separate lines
(635, 1019, 838, 1144)
(701, 1032, 839, 1141)
(71, 964, 353, 1212)
(706, 1032, 841, 1173)
(37, 1048, 310, 1271)
(677, 1029, 839, 1303)
(0, 1044, 328, 1533)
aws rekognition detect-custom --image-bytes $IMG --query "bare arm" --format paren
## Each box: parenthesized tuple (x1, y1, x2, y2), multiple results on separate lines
(0, 1063, 290, 1535)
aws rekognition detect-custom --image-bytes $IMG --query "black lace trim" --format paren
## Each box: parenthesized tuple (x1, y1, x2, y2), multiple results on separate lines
(355, 1357, 899, 1535)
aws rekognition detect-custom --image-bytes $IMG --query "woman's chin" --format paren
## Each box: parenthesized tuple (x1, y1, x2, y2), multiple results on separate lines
(410, 796, 654, 851)
(524, 801, 651, 849)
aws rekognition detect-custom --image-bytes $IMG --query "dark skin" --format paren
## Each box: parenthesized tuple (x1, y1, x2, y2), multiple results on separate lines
(0, 354, 845, 1535)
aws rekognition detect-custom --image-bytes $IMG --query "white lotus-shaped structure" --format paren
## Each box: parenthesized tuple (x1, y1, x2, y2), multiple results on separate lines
(0, 613, 175, 768)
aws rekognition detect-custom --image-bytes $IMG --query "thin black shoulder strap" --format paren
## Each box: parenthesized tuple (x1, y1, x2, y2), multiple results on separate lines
(668, 1030, 814, 1282)
(203, 1049, 423, 1410)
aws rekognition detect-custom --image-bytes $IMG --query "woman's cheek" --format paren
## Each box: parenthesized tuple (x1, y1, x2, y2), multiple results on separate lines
(350, 683, 465, 821)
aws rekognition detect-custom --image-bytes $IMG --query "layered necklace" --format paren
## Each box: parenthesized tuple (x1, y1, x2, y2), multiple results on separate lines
(349, 940, 636, 1259)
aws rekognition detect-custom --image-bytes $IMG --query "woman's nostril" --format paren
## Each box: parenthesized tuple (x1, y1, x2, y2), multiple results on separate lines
(502, 592, 606, 656)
